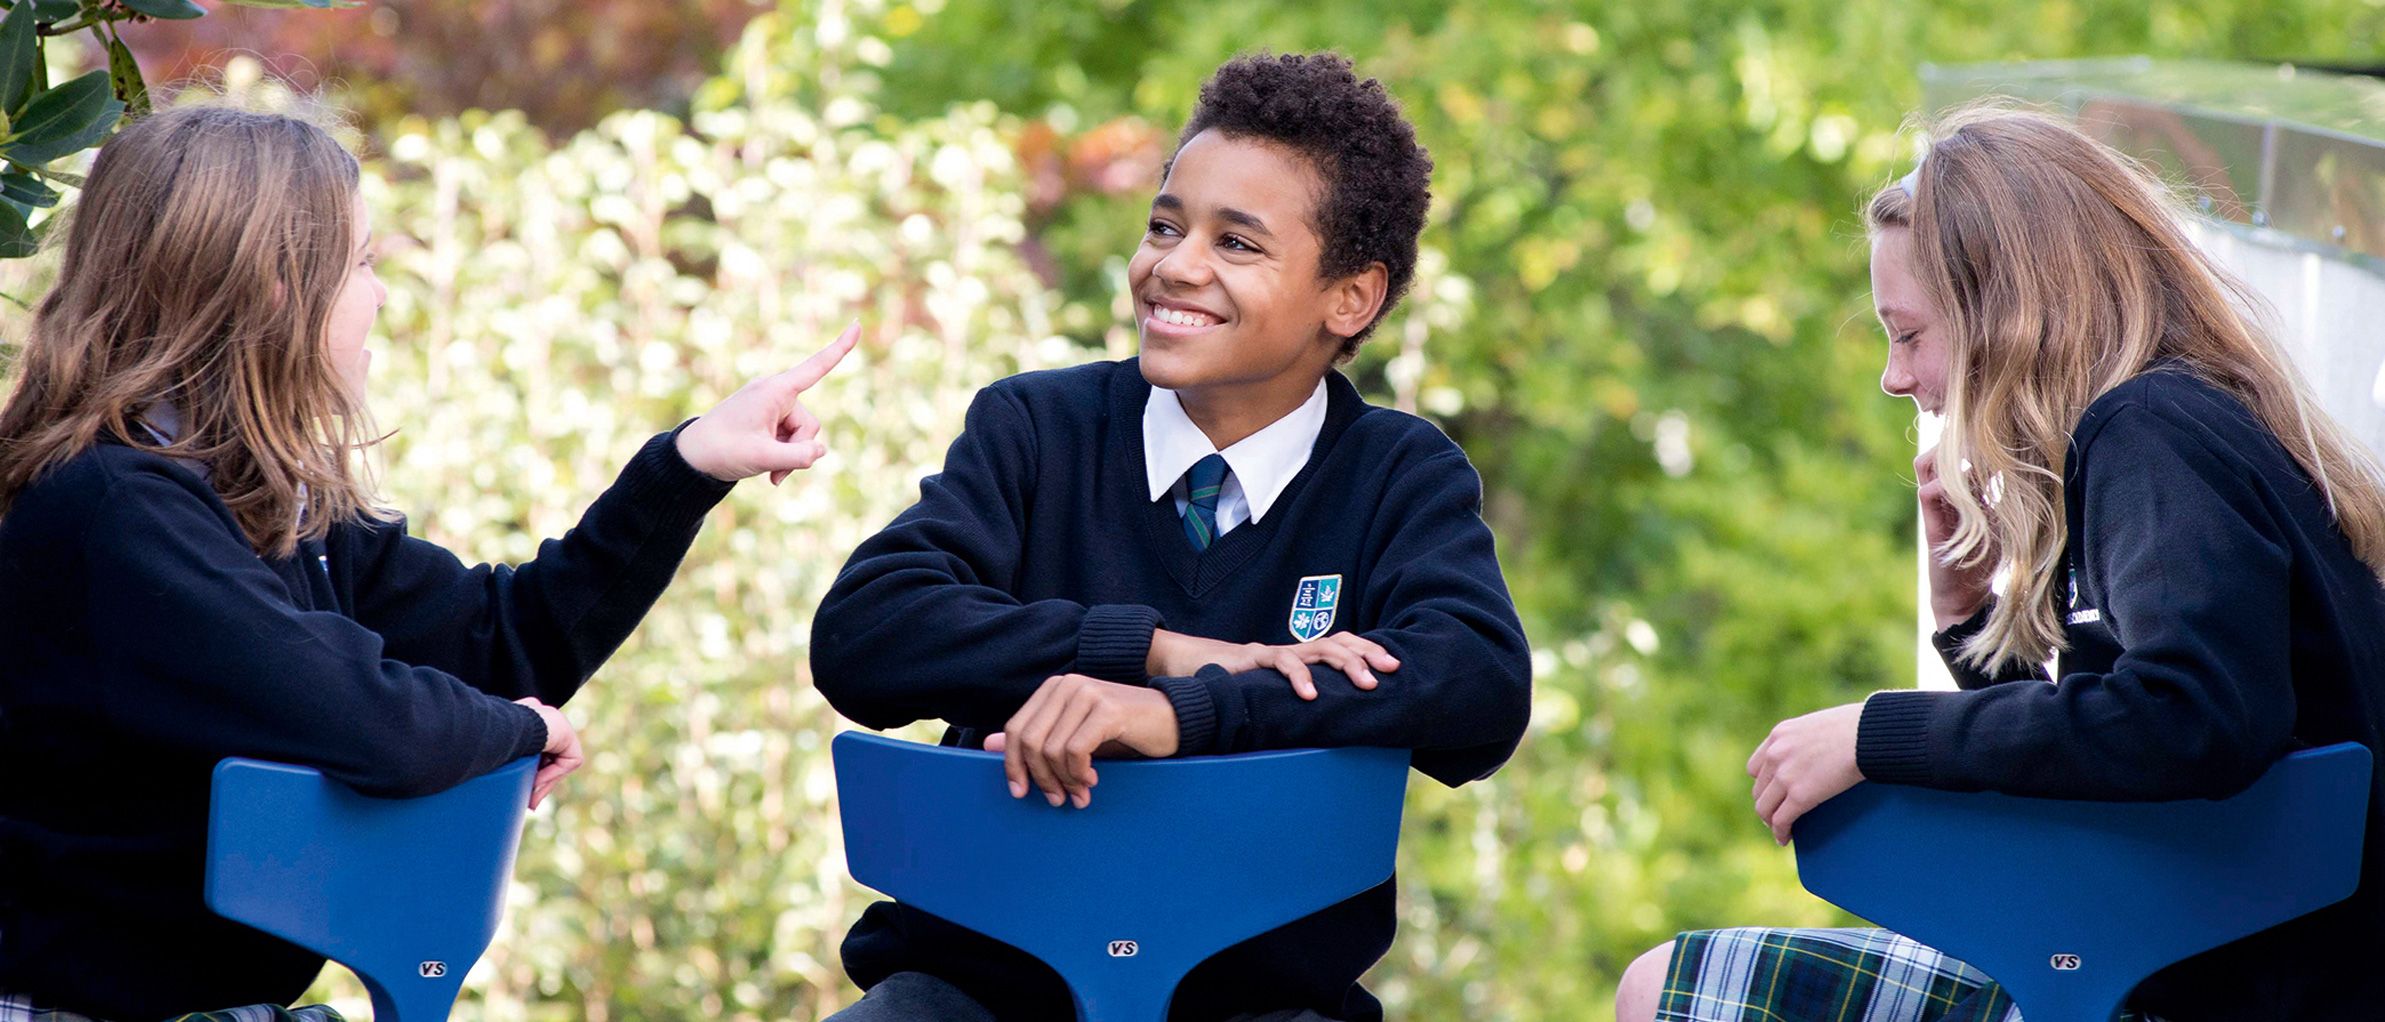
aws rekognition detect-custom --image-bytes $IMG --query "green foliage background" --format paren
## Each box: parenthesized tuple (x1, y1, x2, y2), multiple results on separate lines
(4, 0, 2383, 1018)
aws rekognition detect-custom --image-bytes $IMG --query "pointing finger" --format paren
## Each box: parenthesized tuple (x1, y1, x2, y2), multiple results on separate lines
(780, 321, 860, 393)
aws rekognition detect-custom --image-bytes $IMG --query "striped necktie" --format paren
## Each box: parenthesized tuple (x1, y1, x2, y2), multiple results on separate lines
(1181, 454, 1229, 551)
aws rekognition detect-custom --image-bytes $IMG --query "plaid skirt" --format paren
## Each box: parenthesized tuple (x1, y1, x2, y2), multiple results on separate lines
(1657, 927, 2164, 1022)
(0, 993, 346, 1022)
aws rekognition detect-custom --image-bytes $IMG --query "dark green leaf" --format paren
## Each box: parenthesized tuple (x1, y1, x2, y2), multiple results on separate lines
(1, 69, 123, 165)
(29, 0, 78, 23)
(118, 0, 206, 18)
(0, 196, 35, 258)
(0, 1, 36, 118)
(104, 35, 146, 115)
(1, 169, 57, 207)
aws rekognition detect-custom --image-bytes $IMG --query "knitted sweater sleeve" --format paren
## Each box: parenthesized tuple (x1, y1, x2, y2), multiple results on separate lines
(342, 425, 731, 707)
(810, 385, 1164, 732)
(1857, 404, 2297, 799)
(83, 465, 545, 798)
(1928, 602, 2053, 690)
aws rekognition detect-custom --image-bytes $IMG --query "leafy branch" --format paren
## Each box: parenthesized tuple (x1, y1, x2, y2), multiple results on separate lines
(0, 0, 351, 258)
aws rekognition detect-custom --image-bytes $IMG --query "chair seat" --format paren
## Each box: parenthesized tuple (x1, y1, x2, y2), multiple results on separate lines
(206, 757, 538, 1022)
(833, 732, 1411, 1022)
(1793, 742, 2372, 1022)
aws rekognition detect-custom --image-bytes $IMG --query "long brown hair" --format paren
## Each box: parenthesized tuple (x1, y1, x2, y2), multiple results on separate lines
(0, 103, 389, 557)
(1869, 103, 2385, 672)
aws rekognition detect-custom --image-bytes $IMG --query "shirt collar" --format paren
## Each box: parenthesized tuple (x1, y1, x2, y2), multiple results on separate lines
(136, 401, 182, 444)
(136, 401, 216, 485)
(1142, 378, 1328, 524)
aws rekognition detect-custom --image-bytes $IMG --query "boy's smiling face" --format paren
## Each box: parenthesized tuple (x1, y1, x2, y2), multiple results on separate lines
(1132, 130, 1364, 396)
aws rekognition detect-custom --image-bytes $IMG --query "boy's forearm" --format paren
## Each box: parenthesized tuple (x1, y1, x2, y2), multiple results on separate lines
(1146, 627, 1233, 678)
(812, 577, 1165, 729)
(1147, 627, 1531, 786)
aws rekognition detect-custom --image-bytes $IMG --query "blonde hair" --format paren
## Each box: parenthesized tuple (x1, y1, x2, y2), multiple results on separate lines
(1869, 103, 2385, 673)
(0, 103, 390, 557)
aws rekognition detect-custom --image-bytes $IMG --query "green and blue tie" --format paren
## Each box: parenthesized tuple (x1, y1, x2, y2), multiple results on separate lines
(1182, 454, 1229, 551)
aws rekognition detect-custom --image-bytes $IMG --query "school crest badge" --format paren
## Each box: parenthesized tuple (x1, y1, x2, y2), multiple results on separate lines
(1288, 574, 1342, 642)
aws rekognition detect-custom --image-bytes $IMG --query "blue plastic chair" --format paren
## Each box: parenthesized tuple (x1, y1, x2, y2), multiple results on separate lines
(1794, 742, 2373, 1022)
(832, 731, 1410, 1022)
(205, 757, 540, 1022)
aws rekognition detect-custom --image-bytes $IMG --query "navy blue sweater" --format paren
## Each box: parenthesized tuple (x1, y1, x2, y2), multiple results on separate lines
(811, 360, 1532, 1021)
(0, 428, 730, 1018)
(1859, 370, 2385, 1021)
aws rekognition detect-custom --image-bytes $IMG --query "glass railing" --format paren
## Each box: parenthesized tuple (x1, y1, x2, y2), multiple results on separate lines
(1923, 58, 2385, 274)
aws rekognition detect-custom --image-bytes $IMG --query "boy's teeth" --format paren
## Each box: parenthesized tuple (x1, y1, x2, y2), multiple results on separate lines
(1157, 307, 1217, 327)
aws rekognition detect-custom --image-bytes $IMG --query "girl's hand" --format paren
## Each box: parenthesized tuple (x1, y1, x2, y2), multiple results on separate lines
(1916, 447, 1995, 630)
(515, 697, 585, 810)
(1146, 629, 1399, 700)
(1748, 702, 1865, 845)
(675, 323, 860, 484)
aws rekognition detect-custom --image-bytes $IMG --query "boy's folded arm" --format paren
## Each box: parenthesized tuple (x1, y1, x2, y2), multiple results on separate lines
(810, 386, 1166, 731)
(1147, 452, 1532, 788)
(814, 551, 1163, 731)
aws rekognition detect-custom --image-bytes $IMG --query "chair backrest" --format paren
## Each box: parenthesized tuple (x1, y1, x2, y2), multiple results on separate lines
(833, 732, 1410, 1022)
(205, 757, 538, 1022)
(1794, 742, 2373, 1022)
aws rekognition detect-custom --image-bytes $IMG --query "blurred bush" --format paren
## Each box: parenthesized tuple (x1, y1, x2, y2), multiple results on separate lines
(5, 0, 2384, 1019)
(124, 0, 771, 135)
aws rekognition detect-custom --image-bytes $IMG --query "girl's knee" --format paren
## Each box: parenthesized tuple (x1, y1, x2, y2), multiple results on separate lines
(1614, 939, 1676, 1022)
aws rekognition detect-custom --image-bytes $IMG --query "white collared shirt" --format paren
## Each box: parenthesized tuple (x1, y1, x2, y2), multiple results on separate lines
(1143, 379, 1328, 538)
(135, 402, 210, 482)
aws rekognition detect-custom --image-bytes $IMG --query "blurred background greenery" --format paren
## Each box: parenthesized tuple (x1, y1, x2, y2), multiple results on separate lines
(4, 0, 2384, 1018)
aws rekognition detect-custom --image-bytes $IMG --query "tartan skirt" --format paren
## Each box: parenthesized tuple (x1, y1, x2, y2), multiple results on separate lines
(1657, 927, 2164, 1022)
(0, 993, 346, 1022)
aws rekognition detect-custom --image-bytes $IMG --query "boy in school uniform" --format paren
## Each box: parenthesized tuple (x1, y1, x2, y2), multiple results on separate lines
(810, 52, 1532, 1022)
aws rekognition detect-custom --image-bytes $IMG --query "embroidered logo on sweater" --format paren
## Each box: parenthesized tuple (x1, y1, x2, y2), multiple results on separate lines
(1289, 574, 1342, 642)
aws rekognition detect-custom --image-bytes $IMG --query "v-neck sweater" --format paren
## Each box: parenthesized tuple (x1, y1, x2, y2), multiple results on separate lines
(811, 358, 1531, 1021)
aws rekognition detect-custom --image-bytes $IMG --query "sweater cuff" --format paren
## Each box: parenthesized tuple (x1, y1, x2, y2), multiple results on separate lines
(1930, 601, 1994, 661)
(624, 421, 737, 531)
(1150, 667, 1225, 756)
(1076, 603, 1163, 683)
(1855, 690, 1939, 785)
(510, 701, 549, 761)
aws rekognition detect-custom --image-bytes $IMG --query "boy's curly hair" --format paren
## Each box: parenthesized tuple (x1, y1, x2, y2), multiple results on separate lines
(1175, 52, 1433, 357)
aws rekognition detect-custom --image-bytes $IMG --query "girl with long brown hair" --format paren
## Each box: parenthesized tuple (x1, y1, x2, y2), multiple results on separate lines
(1618, 106, 2385, 1022)
(0, 104, 854, 1019)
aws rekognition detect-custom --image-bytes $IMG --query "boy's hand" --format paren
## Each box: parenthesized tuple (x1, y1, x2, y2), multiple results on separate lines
(1147, 628, 1398, 700)
(675, 322, 859, 484)
(1747, 702, 1866, 845)
(985, 674, 1178, 808)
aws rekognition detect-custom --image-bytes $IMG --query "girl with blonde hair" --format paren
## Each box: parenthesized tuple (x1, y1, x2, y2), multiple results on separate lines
(1619, 105, 2385, 1021)
(0, 104, 855, 1019)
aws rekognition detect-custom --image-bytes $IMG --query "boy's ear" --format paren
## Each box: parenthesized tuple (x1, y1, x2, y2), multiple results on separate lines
(1321, 262, 1390, 340)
